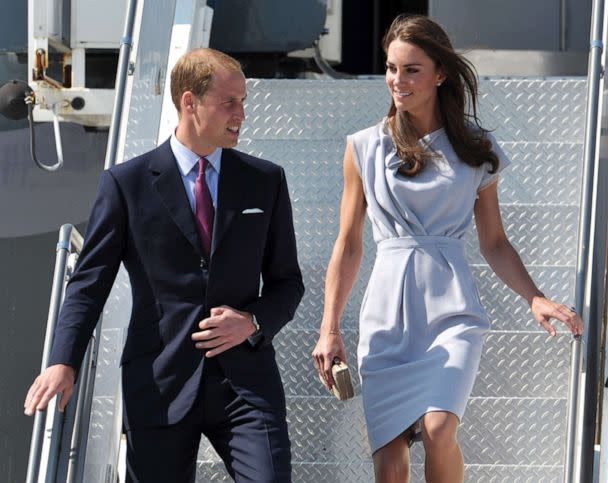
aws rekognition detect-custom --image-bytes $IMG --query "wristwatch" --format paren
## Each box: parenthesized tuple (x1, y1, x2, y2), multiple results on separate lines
(247, 313, 263, 346)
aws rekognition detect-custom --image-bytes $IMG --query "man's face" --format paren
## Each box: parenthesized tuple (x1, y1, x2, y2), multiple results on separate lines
(190, 68, 247, 152)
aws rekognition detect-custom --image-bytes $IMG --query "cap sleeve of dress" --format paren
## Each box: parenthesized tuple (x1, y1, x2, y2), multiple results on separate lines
(346, 130, 368, 176)
(479, 131, 511, 192)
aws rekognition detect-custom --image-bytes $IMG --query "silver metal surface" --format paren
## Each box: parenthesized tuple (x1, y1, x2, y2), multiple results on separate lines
(566, 0, 606, 480)
(25, 225, 101, 483)
(118, 0, 177, 162)
(26, 225, 75, 483)
(194, 77, 586, 481)
(82, 269, 130, 483)
(88, 77, 586, 481)
(578, 20, 608, 483)
(104, 0, 138, 170)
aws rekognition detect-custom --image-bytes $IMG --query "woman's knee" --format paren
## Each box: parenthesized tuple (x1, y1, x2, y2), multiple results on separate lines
(422, 411, 459, 449)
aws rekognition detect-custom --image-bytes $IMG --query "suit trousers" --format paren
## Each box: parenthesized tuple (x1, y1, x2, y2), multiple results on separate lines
(125, 357, 291, 482)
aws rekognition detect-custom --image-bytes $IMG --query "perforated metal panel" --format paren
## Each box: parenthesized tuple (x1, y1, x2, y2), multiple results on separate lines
(90, 78, 585, 482)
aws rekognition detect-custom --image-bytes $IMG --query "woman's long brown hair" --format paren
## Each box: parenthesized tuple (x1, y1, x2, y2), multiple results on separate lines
(383, 15, 498, 177)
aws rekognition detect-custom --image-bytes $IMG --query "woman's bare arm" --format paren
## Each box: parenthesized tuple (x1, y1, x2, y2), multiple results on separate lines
(474, 180, 582, 336)
(312, 141, 367, 387)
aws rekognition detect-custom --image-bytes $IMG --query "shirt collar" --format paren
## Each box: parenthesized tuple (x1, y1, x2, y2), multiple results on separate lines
(170, 132, 222, 176)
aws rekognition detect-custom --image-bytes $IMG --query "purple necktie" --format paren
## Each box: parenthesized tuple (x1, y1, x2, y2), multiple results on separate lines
(194, 157, 214, 258)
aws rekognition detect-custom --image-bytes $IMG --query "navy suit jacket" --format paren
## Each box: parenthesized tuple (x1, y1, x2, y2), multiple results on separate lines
(49, 139, 304, 429)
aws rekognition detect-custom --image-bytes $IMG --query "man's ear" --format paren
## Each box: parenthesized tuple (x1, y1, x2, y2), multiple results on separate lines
(181, 91, 195, 113)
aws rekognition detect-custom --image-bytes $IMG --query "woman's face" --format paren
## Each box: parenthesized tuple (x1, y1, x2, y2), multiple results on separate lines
(385, 39, 445, 120)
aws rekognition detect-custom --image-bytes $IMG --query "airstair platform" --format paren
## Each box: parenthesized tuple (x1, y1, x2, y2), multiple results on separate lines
(86, 77, 585, 482)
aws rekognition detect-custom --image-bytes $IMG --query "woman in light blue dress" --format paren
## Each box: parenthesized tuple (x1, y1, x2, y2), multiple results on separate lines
(312, 14, 583, 483)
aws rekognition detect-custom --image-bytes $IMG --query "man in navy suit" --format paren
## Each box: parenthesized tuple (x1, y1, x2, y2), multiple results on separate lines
(24, 48, 304, 482)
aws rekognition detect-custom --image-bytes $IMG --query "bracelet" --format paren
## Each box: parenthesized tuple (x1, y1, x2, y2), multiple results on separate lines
(328, 329, 341, 335)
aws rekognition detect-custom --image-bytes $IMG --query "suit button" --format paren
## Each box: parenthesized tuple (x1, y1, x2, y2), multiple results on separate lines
(200, 258, 207, 269)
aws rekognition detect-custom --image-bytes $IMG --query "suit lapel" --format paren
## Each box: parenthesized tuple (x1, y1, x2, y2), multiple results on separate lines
(148, 140, 203, 257)
(211, 149, 248, 256)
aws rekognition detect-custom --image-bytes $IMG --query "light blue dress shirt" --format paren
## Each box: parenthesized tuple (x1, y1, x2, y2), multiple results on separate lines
(170, 133, 222, 212)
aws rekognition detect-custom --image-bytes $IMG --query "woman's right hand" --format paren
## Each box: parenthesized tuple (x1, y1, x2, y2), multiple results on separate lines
(312, 330, 347, 390)
(312, 142, 364, 391)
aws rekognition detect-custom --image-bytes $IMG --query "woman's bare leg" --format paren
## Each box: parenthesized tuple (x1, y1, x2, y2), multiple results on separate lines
(372, 429, 412, 483)
(421, 411, 463, 483)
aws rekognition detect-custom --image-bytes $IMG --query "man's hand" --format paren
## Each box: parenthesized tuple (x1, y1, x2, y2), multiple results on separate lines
(24, 364, 76, 416)
(192, 305, 257, 357)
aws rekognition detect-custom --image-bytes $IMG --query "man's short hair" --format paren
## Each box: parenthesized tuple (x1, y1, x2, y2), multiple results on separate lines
(170, 48, 242, 112)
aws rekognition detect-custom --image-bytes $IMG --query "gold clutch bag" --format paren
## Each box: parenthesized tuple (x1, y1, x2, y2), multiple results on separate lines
(331, 359, 354, 400)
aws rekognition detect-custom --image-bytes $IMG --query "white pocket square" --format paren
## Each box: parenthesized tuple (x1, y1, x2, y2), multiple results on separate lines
(242, 208, 264, 214)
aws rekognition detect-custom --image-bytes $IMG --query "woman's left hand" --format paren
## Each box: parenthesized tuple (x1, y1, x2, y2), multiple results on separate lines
(530, 296, 583, 337)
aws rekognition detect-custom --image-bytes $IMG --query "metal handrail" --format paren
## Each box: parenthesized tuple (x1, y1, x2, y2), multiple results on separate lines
(564, 0, 606, 481)
(25, 225, 103, 483)
(104, 0, 138, 170)
(578, 26, 608, 483)
(25, 225, 84, 483)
